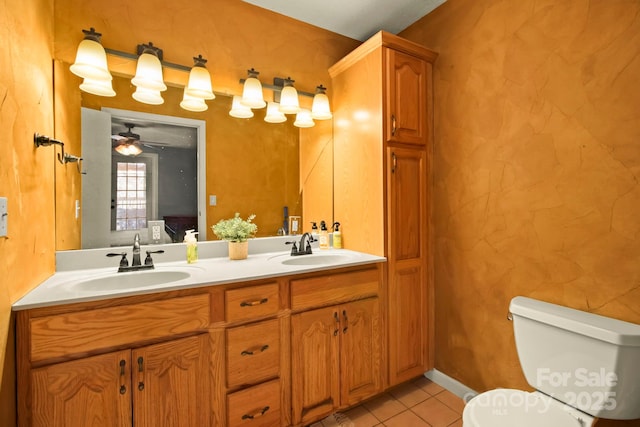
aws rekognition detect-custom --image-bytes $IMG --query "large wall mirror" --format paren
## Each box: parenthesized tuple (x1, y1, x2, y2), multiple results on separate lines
(55, 69, 334, 251)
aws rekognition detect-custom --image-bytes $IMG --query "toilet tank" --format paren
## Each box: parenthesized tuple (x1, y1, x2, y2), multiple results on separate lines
(509, 296, 640, 420)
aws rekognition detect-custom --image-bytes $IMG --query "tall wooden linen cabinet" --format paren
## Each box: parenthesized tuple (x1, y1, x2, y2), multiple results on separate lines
(329, 31, 437, 387)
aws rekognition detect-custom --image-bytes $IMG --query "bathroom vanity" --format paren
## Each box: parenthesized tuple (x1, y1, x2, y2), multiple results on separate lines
(13, 248, 386, 427)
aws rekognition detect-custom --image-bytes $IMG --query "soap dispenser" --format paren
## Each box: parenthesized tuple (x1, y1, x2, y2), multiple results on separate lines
(184, 230, 198, 263)
(310, 222, 319, 239)
(319, 220, 329, 250)
(332, 222, 342, 249)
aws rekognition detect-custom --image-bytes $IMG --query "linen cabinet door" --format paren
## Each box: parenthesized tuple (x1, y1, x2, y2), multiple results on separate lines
(291, 306, 340, 426)
(385, 48, 429, 145)
(132, 334, 210, 427)
(31, 350, 132, 427)
(387, 146, 430, 385)
(339, 297, 383, 406)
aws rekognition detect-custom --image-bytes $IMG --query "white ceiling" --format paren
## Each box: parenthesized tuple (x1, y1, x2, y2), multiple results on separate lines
(242, 0, 446, 41)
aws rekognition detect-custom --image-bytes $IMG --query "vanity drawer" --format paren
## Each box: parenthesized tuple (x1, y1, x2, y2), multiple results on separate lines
(291, 267, 380, 311)
(226, 318, 280, 388)
(29, 294, 210, 362)
(225, 283, 280, 322)
(227, 379, 281, 427)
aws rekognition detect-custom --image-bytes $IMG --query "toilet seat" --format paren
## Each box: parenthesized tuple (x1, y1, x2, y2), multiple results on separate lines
(462, 389, 596, 427)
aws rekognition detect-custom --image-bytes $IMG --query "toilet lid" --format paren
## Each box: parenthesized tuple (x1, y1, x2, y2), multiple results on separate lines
(462, 389, 593, 427)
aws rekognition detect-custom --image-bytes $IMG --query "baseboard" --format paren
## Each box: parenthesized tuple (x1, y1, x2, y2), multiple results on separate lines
(424, 369, 477, 403)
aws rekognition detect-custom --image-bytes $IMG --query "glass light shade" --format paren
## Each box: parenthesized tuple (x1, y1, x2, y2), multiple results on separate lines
(70, 38, 112, 81)
(131, 52, 167, 91)
(180, 88, 208, 112)
(240, 77, 266, 109)
(278, 85, 300, 114)
(185, 65, 215, 100)
(114, 142, 142, 156)
(229, 95, 254, 118)
(294, 109, 315, 128)
(311, 92, 333, 120)
(79, 77, 116, 97)
(264, 102, 287, 123)
(132, 86, 164, 105)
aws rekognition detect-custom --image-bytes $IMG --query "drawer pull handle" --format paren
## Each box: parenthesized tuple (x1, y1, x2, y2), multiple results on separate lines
(391, 114, 397, 136)
(241, 344, 269, 356)
(240, 297, 268, 307)
(333, 311, 340, 336)
(242, 405, 270, 420)
(137, 356, 145, 391)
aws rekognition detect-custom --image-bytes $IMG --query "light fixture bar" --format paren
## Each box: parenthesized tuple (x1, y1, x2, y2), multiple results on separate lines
(104, 47, 191, 72)
(239, 77, 317, 98)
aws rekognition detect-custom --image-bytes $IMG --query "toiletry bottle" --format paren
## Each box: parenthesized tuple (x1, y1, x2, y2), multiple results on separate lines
(319, 220, 329, 250)
(332, 222, 342, 249)
(310, 222, 318, 239)
(184, 230, 198, 263)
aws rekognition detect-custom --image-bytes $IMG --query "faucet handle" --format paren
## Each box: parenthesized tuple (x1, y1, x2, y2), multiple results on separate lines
(285, 241, 298, 255)
(107, 252, 129, 268)
(144, 250, 165, 266)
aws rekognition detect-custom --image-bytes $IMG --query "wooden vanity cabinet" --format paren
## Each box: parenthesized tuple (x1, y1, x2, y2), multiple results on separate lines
(17, 293, 212, 427)
(330, 31, 437, 387)
(290, 267, 383, 426)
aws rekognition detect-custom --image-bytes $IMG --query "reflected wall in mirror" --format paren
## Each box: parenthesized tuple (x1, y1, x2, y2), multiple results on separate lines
(56, 69, 329, 250)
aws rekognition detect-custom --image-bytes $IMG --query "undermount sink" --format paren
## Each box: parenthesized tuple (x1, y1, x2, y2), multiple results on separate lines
(69, 269, 192, 292)
(279, 253, 352, 266)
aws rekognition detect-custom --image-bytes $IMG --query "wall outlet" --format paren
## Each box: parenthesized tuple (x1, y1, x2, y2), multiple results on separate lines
(0, 197, 7, 237)
(148, 220, 164, 244)
(209, 195, 217, 206)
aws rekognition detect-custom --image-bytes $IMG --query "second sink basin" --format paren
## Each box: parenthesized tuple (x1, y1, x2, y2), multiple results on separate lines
(279, 253, 352, 266)
(69, 269, 193, 292)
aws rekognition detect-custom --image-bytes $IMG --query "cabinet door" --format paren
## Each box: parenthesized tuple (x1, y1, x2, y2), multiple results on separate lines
(291, 306, 340, 426)
(385, 48, 428, 145)
(31, 350, 132, 427)
(132, 334, 210, 427)
(387, 147, 430, 385)
(340, 297, 382, 406)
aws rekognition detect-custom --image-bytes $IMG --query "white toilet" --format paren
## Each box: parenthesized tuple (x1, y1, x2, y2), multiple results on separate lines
(463, 296, 640, 426)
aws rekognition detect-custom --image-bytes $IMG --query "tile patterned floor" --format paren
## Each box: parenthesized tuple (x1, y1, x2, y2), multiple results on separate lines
(310, 377, 465, 427)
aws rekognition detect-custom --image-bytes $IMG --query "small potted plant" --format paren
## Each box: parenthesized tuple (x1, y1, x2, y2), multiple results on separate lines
(211, 213, 258, 260)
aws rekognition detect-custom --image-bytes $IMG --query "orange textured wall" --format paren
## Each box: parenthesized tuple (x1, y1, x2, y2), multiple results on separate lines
(0, 0, 56, 421)
(402, 1, 640, 424)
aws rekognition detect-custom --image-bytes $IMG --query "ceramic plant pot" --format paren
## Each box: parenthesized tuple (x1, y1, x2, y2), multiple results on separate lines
(228, 241, 248, 260)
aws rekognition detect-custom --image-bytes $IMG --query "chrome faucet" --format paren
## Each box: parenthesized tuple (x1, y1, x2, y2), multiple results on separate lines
(286, 232, 316, 256)
(132, 233, 141, 266)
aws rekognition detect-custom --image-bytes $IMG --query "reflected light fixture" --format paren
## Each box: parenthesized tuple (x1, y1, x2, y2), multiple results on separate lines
(185, 55, 215, 100)
(229, 95, 254, 118)
(131, 42, 167, 93)
(132, 86, 164, 105)
(294, 109, 315, 128)
(241, 68, 266, 109)
(70, 28, 112, 81)
(114, 141, 143, 156)
(311, 85, 332, 120)
(180, 87, 208, 112)
(79, 77, 115, 97)
(278, 77, 300, 114)
(264, 102, 287, 123)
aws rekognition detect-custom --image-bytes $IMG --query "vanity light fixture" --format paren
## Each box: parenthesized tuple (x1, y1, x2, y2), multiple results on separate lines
(70, 28, 112, 82)
(131, 43, 167, 97)
(229, 95, 254, 118)
(311, 85, 332, 120)
(278, 77, 301, 114)
(185, 55, 215, 100)
(264, 102, 287, 123)
(240, 68, 266, 109)
(293, 109, 315, 128)
(132, 86, 165, 105)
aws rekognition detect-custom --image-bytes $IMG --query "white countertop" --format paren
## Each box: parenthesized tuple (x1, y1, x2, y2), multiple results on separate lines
(13, 249, 386, 310)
